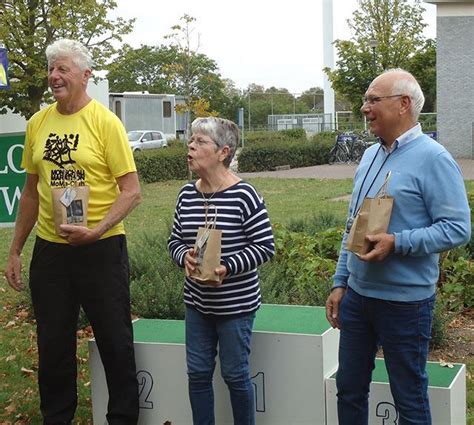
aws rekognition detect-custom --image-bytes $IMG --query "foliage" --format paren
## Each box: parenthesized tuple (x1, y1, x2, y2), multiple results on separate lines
(298, 87, 324, 112)
(324, 0, 428, 115)
(244, 84, 312, 129)
(261, 224, 340, 307)
(286, 212, 345, 235)
(129, 229, 185, 320)
(134, 144, 188, 183)
(107, 44, 182, 94)
(163, 14, 225, 124)
(438, 248, 474, 312)
(279, 128, 307, 140)
(430, 295, 454, 349)
(405, 39, 436, 113)
(0, 0, 134, 119)
(238, 139, 332, 172)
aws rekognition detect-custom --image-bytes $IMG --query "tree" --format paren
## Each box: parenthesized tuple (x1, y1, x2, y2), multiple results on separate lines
(107, 44, 178, 94)
(243, 85, 311, 130)
(298, 87, 324, 112)
(0, 0, 134, 119)
(405, 39, 436, 112)
(219, 78, 245, 122)
(164, 14, 224, 130)
(106, 42, 232, 119)
(324, 0, 427, 114)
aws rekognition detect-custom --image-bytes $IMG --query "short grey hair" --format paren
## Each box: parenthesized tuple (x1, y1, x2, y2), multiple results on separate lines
(46, 39, 93, 71)
(383, 68, 425, 120)
(191, 117, 240, 168)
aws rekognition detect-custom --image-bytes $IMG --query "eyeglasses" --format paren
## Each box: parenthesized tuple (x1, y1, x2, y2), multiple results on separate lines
(362, 94, 405, 105)
(187, 137, 217, 147)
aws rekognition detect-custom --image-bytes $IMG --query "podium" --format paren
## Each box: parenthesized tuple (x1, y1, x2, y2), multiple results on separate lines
(89, 304, 339, 424)
(326, 359, 466, 425)
(89, 304, 466, 424)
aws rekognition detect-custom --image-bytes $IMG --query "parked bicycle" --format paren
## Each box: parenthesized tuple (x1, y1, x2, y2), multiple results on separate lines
(328, 130, 375, 164)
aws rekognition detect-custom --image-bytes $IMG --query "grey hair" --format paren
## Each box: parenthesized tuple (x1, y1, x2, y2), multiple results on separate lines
(46, 39, 93, 71)
(191, 117, 240, 168)
(383, 68, 425, 120)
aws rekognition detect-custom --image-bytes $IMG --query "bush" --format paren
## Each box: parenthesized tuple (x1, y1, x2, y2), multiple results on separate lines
(134, 144, 188, 183)
(238, 140, 332, 172)
(244, 130, 302, 144)
(286, 212, 345, 236)
(128, 229, 185, 319)
(438, 247, 474, 312)
(430, 295, 454, 349)
(259, 224, 340, 306)
(279, 128, 307, 140)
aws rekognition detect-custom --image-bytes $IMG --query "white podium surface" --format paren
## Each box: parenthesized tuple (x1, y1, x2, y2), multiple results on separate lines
(89, 304, 339, 425)
(325, 359, 466, 425)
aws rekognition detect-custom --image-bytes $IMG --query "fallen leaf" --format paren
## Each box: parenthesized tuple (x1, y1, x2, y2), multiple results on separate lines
(4, 403, 16, 414)
(4, 321, 16, 329)
(20, 367, 34, 375)
(5, 355, 16, 362)
(439, 360, 454, 368)
(16, 310, 28, 320)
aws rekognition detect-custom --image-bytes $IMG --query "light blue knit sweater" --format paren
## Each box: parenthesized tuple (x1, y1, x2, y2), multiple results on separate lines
(333, 133, 471, 302)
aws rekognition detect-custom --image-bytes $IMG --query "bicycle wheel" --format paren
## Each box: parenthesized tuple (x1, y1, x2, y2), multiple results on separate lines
(350, 142, 365, 163)
(329, 145, 338, 164)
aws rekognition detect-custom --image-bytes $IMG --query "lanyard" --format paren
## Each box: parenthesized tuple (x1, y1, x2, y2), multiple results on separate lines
(351, 144, 396, 218)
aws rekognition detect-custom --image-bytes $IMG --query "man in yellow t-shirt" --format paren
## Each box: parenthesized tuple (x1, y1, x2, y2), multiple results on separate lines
(4, 39, 140, 424)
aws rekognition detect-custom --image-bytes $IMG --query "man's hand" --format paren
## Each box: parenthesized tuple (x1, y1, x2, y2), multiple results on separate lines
(59, 224, 100, 246)
(358, 233, 395, 262)
(4, 253, 24, 292)
(325, 287, 346, 329)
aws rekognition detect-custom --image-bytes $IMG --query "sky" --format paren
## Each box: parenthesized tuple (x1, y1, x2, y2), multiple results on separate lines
(111, 0, 436, 95)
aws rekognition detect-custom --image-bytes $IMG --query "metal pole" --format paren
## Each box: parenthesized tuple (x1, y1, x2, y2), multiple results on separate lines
(371, 46, 376, 77)
(248, 91, 251, 131)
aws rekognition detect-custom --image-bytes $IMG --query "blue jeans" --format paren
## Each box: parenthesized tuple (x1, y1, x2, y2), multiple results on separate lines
(185, 306, 256, 425)
(336, 287, 435, 425)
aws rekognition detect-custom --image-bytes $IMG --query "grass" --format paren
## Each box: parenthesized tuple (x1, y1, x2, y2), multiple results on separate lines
(0, 177, 472, 423)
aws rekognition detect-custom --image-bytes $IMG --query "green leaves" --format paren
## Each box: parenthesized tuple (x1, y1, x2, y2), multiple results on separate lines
(325, 0, 433, 115)
(0, 0, 135, 119)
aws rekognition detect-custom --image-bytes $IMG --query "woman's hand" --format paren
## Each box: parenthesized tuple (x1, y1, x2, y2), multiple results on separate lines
(184, 248, 198, 276)
(202, 265, 227, 288)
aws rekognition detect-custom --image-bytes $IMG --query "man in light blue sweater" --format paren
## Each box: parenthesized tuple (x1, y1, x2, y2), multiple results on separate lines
(326, 69, 471, 425)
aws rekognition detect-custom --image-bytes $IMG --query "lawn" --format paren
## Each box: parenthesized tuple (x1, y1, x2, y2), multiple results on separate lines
(0, 177, 472, 423)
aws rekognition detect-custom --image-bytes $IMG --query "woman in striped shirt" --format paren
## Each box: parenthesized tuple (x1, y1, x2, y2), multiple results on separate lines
(168, 117, 275, 425)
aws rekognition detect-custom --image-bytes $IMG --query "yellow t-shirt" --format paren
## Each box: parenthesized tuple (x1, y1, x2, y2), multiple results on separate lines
(22, 99, 136, 243)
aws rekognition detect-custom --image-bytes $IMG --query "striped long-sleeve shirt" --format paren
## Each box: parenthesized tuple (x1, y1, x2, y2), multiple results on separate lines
(168, 181, 275, 316)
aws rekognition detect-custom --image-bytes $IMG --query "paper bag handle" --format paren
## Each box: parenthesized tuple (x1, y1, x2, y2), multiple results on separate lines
(374, 171, 392, 199)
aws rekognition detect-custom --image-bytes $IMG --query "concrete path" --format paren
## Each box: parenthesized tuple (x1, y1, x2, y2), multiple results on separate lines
(238, 159, 474, 180)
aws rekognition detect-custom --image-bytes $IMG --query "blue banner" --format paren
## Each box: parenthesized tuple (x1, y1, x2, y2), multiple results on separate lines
(0, 46, 10, 90)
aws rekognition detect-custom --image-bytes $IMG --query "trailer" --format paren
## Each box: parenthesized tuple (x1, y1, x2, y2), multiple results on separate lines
(109, 92, 189, 140)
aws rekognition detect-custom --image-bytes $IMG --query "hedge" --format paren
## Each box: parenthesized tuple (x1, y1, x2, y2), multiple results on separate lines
(134, 143, 188, 183)
(133, 131, 343, 179)
(238, 139, 332, 172)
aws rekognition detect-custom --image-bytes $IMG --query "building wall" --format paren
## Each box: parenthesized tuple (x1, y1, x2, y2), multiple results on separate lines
(437, 13, 474, 158)
(426, 0, 474, 158)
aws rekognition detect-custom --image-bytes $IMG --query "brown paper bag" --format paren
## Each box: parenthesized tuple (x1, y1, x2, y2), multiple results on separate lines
(51, 185, 90, 237)
(346, 172, 393, 256)
(190, 209, 222, 283)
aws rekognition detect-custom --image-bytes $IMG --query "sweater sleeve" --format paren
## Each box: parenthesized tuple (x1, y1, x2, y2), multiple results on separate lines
(168, 195, 188, 268)
(393, 152, 471, 256)
(332, 222, 351, 289)
(221, 192, 275, 276)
